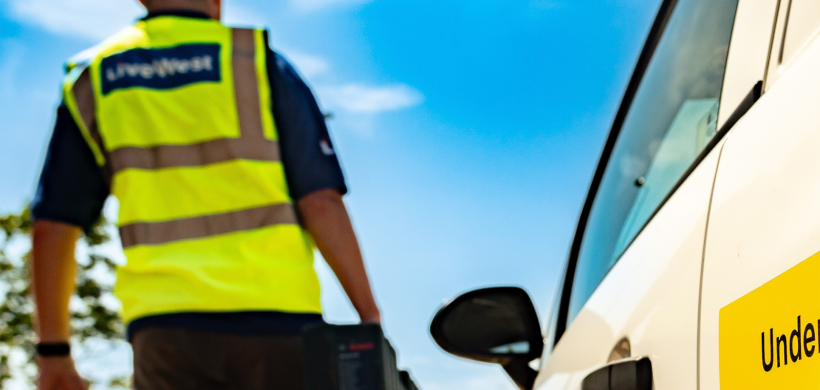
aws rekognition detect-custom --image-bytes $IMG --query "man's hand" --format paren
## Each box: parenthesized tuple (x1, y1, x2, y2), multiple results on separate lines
(37, 356, 87, 390)
(297, 189, 381, 324)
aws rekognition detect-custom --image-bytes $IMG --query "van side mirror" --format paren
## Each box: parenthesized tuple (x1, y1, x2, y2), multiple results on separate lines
(430, 287, 543, 390)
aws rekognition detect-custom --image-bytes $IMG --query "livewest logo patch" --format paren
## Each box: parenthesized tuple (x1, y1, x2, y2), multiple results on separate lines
(101, 44, 221, 95)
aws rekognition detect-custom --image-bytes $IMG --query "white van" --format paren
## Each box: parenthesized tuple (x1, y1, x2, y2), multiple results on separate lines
(429, 0, 820, 389)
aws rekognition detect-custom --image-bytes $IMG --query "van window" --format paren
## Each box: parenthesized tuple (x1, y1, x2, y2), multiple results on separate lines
(566, 0, 740, 325)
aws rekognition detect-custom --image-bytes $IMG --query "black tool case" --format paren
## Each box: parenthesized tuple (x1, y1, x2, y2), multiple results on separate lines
(303, 323, 418, 390)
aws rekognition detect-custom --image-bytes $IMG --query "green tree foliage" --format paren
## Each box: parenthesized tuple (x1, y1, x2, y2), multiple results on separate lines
(0, 209, 125, 388)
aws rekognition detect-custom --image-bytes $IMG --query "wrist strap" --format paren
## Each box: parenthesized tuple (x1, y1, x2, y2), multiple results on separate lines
(35, 342, 71, 357)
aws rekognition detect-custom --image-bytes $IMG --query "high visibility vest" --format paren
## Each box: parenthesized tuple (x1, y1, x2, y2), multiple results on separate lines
(62, 16, 322, 323)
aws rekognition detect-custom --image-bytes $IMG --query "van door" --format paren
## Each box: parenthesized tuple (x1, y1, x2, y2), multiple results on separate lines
(699, 2, 820, 388)
(534, 0, 741, 388)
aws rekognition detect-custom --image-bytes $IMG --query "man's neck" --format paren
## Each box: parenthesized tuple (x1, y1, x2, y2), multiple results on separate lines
(146, 3, 218, 20)
(143, 9, 212, 20)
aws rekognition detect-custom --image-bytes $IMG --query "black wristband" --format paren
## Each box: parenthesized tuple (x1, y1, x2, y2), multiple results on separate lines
(35, 342, 71, 357)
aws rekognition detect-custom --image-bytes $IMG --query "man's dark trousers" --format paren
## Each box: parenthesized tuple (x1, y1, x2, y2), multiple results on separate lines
(132, 328, 307, 389)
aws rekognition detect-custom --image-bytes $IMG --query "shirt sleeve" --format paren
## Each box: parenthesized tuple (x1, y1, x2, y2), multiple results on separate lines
(266, 48, 348, 201)
(30, 103, 110, 231)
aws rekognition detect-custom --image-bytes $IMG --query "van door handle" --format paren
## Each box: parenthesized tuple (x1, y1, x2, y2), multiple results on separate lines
(581, 356, 653, 390)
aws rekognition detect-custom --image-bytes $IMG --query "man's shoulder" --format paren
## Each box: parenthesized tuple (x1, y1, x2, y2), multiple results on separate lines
(264, 48, 320, 110)
(266, 48, 304, 82)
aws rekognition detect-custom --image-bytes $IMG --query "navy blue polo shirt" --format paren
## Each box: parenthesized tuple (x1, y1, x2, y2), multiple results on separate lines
(31, 11, 346, 340)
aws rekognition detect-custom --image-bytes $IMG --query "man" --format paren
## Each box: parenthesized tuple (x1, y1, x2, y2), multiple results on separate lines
(30, 0, 381, 388)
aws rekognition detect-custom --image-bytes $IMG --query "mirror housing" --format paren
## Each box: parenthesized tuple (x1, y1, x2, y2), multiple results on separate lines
(430, 287, 544, 390)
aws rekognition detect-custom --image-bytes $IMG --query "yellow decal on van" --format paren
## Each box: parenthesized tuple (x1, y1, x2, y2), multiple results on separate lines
(720, 251, 820, 389)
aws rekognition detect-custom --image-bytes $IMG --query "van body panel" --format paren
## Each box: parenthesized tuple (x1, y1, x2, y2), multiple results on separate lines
(699, 29, 820, 390)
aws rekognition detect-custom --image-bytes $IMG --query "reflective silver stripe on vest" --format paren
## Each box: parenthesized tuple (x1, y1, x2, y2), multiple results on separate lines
(73, 69, 113, 185)
(108, 137, 280, 172)
(231, 28, 267, 142)
(74, 69, 102, 147)
(119, 203, 299, 248)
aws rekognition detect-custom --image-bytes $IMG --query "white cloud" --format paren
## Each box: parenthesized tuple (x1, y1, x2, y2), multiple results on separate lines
(289, 0, 375, 12)
(317, 83, 424, 114)
(7, 0, 144, 41)
(312, 83, 424, 136)
(285, 51, 332, 78)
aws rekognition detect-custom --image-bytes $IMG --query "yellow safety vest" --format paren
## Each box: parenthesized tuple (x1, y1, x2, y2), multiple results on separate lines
(62, 16, 322, 323)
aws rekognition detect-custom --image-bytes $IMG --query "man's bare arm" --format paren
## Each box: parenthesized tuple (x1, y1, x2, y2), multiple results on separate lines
(32, 220, 80, 342)
(297, 189, 381, 324)
(31, 220, 86, 390)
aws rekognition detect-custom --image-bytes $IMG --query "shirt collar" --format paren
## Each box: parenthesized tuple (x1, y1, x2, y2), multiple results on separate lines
(142, 10, 212, 21)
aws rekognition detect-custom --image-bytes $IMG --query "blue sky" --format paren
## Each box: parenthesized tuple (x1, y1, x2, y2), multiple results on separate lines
(0, 0, 661, 388)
